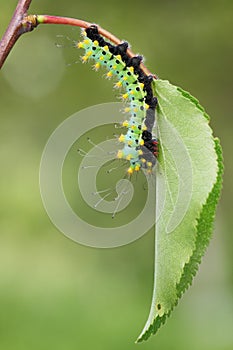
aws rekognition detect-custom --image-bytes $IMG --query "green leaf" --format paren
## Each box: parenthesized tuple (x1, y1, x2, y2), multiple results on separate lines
(137, 80, 223, 342)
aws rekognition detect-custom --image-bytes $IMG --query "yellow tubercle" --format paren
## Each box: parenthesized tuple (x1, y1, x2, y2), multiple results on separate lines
(124, 107, 131, 113)
(107, 71, 113, 78)
(117, 150, 123, 159)
(139, 140, 144, 146)
(127, 167, 134, 175)
(138, 149, 143, 155)
(127, 140, 133, 146)
(116, 54, 122, 60)
(119, 134, 125, 143)
(103, 45, 109, 51)
(122, 120, 129, 127)
(81, 55, 88, 63)
(145, 104, 149, 109)
(130, 90, 135, 95)
(93, 40, 99, 46)
(129, 66, 134, 73)
(99, 56, 104, 61)
(135, 165, 141, 172)
(141, 158, 146, 163)
(115, 81, 122, 88)
(77, 42, 84, 49)
(147, 161, 152, 168)
(86, 51, 92, 57)
(93, 62, 100, 70)
(122, 93, 128, 100)
(139, 83, 144, 89)
(126, 154, 132, 161)
(83, 39, 90, 45)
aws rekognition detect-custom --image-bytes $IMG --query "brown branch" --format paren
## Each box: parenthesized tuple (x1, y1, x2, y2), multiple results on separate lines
(0, 0, 34, 68)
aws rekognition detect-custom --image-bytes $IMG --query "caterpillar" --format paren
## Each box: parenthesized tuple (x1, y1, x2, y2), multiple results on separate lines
(77, 25, 159, 175)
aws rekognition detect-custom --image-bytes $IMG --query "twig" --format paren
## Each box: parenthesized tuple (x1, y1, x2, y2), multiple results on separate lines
(0, 0, 34, 68)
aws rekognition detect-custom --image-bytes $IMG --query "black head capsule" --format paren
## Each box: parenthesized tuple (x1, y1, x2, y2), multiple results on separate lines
(86, 25, 108, 47)
(86, 25, 99, 41)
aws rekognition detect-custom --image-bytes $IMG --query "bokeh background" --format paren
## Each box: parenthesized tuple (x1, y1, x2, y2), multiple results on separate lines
(0, 0, 232, 349)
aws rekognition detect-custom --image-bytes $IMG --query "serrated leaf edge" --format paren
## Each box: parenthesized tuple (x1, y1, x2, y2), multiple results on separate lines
(136, 138, 223, 343)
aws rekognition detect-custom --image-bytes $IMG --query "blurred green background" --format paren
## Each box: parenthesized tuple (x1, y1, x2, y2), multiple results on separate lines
(0, 0, 232, 349)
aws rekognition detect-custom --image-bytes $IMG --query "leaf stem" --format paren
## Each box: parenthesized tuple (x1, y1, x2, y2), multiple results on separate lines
(37, 15, 156, 77)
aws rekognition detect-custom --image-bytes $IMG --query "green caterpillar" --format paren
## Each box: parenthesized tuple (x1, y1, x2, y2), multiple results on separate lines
(77, 25, 158, 174)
